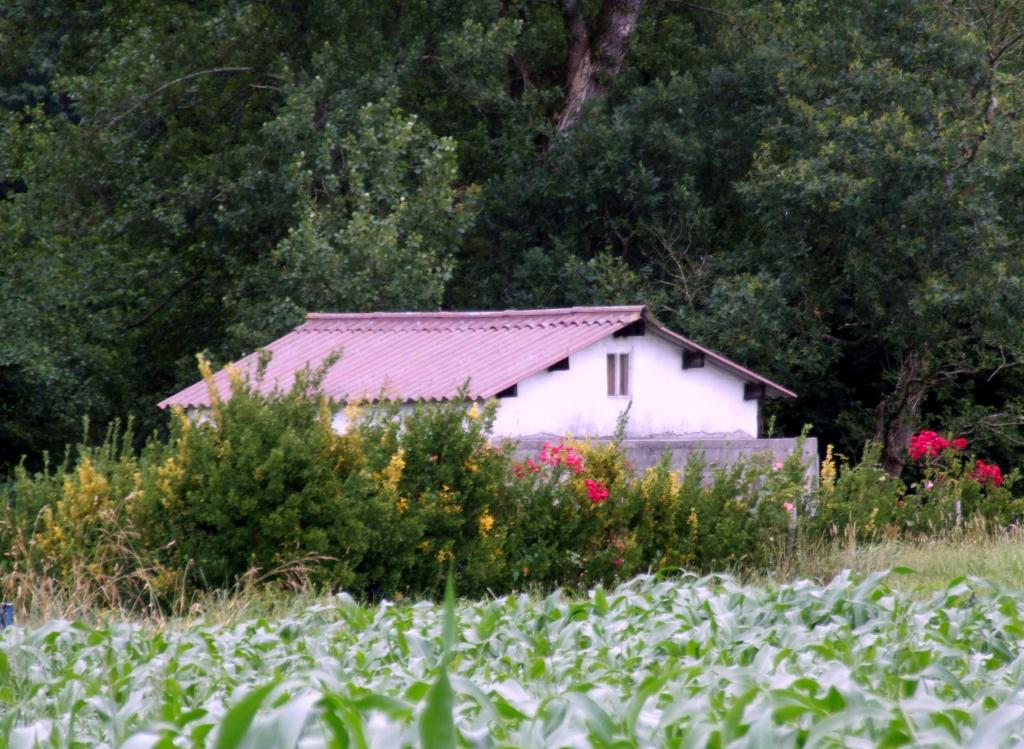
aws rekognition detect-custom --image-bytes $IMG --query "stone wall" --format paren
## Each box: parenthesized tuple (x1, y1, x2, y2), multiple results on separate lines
(515, 436, 820, 485)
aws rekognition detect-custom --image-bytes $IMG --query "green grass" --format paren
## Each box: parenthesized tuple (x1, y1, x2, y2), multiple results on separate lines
(780, 526, 1024, 596)
(6, 568, 1024, 747)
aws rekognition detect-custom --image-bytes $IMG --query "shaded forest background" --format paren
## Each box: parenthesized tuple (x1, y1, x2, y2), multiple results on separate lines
(4, 0, 1024, 476)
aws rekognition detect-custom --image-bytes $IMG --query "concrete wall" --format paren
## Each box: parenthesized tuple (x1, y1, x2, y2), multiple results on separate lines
(515, 435, 820, 484)
(487, 331, 760, 438)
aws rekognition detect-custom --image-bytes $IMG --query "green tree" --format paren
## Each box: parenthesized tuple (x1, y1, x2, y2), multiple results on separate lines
(228, 100, 478, 347)
(6, 0, 1024, 479)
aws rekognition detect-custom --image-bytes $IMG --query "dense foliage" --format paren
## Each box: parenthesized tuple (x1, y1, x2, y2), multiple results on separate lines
(4, 0, 1024, 475)
(2, 379, 1020, 615)
(7, 572, 1024, 746)
(1, 374, 802, 609)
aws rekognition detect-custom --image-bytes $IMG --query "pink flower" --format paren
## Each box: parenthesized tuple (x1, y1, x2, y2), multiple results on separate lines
(951, 437, 968, 451)
(585, 479, 610, 504)
(613, 558, 623, 569)
(924, 480, 934, 491)
(539, 441, 585, 474)
(783, 502, 794, 513)
(428, 454, 440, 462)
(772, 462, 784, 472)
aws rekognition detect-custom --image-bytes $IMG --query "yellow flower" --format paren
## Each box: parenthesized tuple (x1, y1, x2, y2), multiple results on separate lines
(437, 484, 462, 513)
(378, 449, 406, 491)
(436, 548, 455, 563)
(197, 353, 225, 427)
(669, 471, 681, 494)
(821, 444, 837, 492)
(397, 496, 409, 514)
(467, 402, 480, 420)
(343, 400, 365, 424)
(865, 506, 880, 533)
(225, 362, 244, 392)
(479, 509, 495, 537)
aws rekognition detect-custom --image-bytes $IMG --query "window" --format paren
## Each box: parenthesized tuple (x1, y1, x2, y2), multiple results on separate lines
(682, 349, 705, 369)
(607, 353, 630, 396)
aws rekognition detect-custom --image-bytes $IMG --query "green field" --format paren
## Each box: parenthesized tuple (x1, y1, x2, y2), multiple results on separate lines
(4, 570, 1024, 748)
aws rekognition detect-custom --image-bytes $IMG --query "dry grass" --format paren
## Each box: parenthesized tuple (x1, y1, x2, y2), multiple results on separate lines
(1, 517, 331, 628)
(9, 513, 1024, 627)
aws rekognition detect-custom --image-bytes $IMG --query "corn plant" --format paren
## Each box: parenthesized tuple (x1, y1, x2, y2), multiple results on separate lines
(4, 571, 1024, 747)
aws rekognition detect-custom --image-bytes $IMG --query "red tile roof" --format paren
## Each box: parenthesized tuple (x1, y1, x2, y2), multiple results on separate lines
(158, 305, 795, 409)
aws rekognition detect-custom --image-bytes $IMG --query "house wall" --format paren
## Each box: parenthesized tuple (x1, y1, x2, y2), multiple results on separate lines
(326, 331, 760, 438)
(331, 403, 414, 434)
(487, 331, 759, 438)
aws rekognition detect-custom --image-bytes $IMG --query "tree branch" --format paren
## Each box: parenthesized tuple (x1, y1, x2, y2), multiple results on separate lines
(99, 67, 260, 130)
(554, 0, 644, 134)
(990, 27, 1024, 65)
(122, 272, 206, 332)
(665, 0, 732, 21)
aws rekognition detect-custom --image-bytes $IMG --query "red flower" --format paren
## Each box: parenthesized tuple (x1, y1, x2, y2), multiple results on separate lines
(585, 479, 609, 504)
(909, 430, 964, 460)
(613, 558, 623, 568)
(971, 460, 1004, 487)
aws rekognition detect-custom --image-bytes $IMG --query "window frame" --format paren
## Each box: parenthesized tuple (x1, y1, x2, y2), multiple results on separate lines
(606, 352, 631, 397)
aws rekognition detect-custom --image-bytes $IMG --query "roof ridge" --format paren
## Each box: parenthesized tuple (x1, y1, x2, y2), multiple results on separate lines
(305, 305, 646, 321)
(159, 304, 797, 410)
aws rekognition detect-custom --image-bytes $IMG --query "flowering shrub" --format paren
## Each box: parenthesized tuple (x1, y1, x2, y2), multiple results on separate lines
(539, 441, 586, 474)
(811, 430, 1022, 543)
(9, 368, 1024, 613)
(499, 437, 800, 589)
(809, 443, 909, 542)
(584, 478, 610, 504)
(501, 438, 621, 587)
(908, 430, 968, 460)
(905, 430, 1010, 499)
(972, 460, 1004, 487)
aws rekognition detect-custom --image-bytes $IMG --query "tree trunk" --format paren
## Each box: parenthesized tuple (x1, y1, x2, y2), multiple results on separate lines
(873, 350, 931, 476)
(554, 0, 644, 133)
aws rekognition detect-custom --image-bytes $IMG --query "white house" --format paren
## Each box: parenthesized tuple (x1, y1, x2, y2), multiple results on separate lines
(159, 306, 795, 438)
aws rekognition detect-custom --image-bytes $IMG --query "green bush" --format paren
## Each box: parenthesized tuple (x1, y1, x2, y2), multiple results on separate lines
(811, 440, 1024, 544)
(0, 420, 174, 611)
(12, 364, 1024, 615)
(811, 443, 909, 542)
(142, 364, 522, 600)
(498, 438, 800, 589)
(342, 396, 515, 600)
(141, 361, 373, 593)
